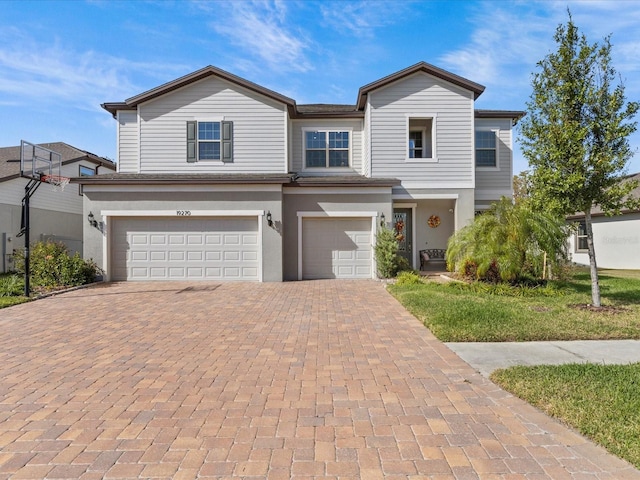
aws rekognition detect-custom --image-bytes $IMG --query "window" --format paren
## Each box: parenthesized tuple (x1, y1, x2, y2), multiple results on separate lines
(79, 165, 95, 195)
(305, 130, 350, 168)
(198, 122, 221, 160)
(476, 130, 497, 167)
(187, 121, 233, 163)
(576, 220, 588, 252)
(407, 118, 433, 160)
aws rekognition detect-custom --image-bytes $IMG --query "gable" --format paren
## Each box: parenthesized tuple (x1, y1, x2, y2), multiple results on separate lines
(356, 62, 484, 109)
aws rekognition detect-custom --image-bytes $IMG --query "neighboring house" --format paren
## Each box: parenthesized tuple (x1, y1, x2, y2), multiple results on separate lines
(567, 172, 640, 269)
(82, 62, 523, 282)
(0, 142, 115, 273)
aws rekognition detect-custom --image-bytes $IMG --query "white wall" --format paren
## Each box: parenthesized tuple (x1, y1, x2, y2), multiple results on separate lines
(368, 72, 475, 188)
(475, 118, 513, 202)
(135, 76, 287, 174)
(117, 111, 138, 173)
(569, 213, 640, 269)
(0, 160, 101, 213)
(290, 119, 363, 174)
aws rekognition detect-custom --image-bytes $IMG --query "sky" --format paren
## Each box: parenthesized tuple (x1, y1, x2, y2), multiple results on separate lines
(1, 0, 640, 175)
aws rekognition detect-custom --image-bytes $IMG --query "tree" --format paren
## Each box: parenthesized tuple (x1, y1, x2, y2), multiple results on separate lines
(513, 170, 532, 204)
(520, 12, 640, 306)
(446, 197, 568, 283)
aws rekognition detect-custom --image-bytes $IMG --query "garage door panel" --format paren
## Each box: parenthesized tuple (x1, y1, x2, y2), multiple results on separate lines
(302, 217, 372, 280)
(111, 217, 260, 281)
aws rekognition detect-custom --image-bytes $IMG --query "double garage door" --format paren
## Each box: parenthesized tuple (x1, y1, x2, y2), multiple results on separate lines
(111, 217, 259, 281)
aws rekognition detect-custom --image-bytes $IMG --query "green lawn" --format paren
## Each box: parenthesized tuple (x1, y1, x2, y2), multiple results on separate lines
(389, 270, 640, 342)
(492, 363, 640, 469)
(0, 273, 30, 308)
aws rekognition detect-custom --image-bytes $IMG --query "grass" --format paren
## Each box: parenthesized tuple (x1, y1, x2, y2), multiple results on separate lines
(0, 273, 30, 308)
(491, 363, 640, 469)
(389, 269, 640, 342)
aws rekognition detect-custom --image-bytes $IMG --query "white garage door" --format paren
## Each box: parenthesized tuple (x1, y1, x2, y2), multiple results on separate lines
(302, 217, 372, 279)
(111, 217, 259, 281)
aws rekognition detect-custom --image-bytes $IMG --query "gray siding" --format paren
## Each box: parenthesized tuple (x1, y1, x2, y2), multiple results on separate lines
(137, 77, 287, 174)
(290, 119, 363, 174)
(117, 111, 139, 173)
(369, 72, 475, 187)
(475, 118, 513, 200)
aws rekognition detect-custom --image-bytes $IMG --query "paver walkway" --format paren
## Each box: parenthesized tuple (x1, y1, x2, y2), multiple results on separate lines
(0, 280, 638, 479)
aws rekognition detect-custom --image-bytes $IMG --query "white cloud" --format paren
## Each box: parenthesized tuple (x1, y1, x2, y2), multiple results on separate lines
(0, 28, 188, 113)
(319, 0, 414, 38)
(202, 0, 313, 74)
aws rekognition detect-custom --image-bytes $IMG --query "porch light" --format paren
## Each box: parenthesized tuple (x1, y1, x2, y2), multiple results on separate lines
(380, 212, 386, 227)
(266, 211, 273, 227)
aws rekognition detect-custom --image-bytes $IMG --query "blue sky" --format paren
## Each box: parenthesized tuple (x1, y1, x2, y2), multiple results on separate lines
(2, 0, 640, 175)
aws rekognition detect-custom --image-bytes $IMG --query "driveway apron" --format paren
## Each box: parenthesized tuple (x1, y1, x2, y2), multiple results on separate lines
(0, 280, 638, 479)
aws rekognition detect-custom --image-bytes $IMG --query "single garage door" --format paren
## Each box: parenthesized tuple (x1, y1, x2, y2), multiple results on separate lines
(111, 217, 259, 281)
(302, 217, 372, 279)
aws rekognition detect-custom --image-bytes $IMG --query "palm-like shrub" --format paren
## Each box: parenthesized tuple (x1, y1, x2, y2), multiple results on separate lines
(446, 197, 568, 282)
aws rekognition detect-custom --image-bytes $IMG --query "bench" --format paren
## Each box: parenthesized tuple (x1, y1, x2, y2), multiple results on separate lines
(420, 249, 446, 270)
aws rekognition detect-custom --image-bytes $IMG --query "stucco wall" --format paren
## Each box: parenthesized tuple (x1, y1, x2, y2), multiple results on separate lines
(1, 203, 82, 273)
(282, 191, 392, 281)
(82, 188, 284, 281)
(568, 212, 640, 269)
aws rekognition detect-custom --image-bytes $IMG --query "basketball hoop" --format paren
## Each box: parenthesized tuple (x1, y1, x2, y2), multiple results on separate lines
(41, 174, 71, 192)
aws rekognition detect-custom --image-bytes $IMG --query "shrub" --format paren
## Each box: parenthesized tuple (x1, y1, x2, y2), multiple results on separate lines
(395, 270, 423, 286)
(13, 241, 101, 289)
(0, 274, 23, 297)
(375, 227, 400, 278)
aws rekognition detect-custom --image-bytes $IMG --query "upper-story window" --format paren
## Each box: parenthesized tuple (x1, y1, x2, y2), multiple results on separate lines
(187, 120, 233, 163)
(475, 130, 498, 167)
(198, 122, 221, 160)
(407, 117, 435, 161)
(305, 130, 350, 168)
(78, 164, 95, 196)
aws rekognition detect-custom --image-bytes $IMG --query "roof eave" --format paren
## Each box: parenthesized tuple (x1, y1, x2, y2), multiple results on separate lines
(74, 175, 294, 185)
(356, 62, 486, 109)
(124, 66, 296, 112)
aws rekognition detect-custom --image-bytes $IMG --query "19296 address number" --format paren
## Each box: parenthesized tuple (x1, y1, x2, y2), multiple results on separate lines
(176, 210, 191, 216)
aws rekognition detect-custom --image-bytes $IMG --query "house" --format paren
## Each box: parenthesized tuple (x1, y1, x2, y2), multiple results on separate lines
(81, 62, 524, 282)
(567, 172, 640, 269)
(0, 142, 115, 273)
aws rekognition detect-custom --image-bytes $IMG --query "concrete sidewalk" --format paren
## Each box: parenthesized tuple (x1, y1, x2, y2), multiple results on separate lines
(446, 339, 640, 377)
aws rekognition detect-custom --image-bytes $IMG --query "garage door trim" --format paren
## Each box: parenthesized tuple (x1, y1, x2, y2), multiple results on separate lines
(101, 210, 265, 282)
(296, 211, 380, 280)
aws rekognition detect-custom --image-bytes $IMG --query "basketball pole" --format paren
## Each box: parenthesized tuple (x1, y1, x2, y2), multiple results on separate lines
(19, 179, 42, 297)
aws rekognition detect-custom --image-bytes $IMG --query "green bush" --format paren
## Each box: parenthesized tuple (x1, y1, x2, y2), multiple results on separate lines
(375, 227, 400, 278)
(13, 241, 101, 289)
(395, 270, 423, 286)
(374, 227, 414, 278)
(0, 274, 23, 297)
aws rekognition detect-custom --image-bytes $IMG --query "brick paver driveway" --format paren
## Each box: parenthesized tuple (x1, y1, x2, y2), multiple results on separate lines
(1, 281, 638, 479)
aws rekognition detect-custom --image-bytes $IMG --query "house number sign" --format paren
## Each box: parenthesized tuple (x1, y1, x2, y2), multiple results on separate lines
(176, 210, 192, 216)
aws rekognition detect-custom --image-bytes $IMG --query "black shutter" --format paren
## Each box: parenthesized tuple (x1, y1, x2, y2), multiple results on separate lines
(187, 121, 197, 163)
(221, 121, 233, 163)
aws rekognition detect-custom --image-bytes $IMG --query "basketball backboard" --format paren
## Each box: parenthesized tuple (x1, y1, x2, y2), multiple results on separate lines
(20, 140, 61, 181)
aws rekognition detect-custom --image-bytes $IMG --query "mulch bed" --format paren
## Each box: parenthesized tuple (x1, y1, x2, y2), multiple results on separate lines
(570, 304, 630, 314)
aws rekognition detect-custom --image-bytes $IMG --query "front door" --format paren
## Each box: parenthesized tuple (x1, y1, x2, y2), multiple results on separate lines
(393, 208, 412, 268)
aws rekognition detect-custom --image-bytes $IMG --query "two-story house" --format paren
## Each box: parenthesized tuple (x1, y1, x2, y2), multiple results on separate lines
(81, 62, 523, 282)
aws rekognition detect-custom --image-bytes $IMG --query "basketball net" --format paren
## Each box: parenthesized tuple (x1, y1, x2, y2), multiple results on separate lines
(41, 174, 71, 192)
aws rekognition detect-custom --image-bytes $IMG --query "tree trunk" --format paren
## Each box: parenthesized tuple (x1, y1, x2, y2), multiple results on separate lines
(584, 209, 601, 307)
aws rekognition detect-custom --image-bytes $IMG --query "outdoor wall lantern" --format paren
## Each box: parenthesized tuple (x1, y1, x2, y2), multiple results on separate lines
(380, 212, 386, 227)
(266, 211, 273, 227)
